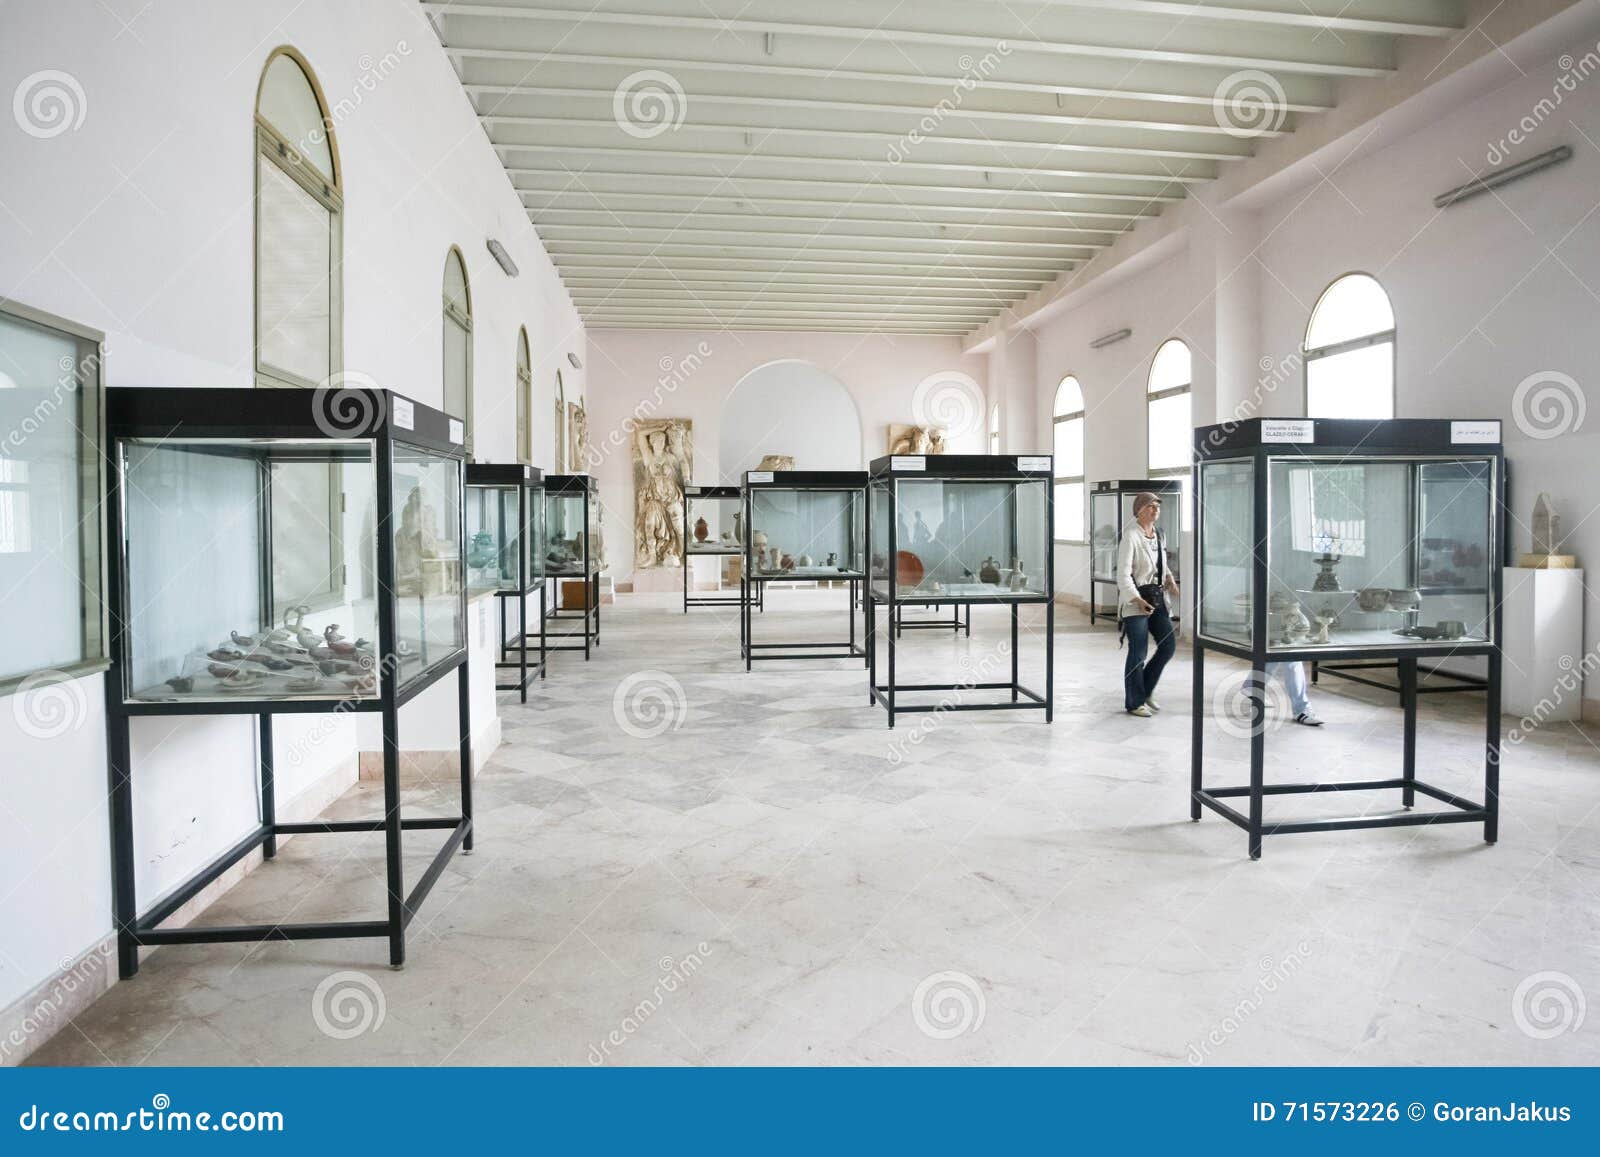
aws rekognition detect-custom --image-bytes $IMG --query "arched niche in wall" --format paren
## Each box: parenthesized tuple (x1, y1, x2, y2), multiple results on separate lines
(718, 360, 863, 478)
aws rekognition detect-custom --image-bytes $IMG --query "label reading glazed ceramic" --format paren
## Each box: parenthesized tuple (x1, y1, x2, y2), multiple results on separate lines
(391, 397, 415, 430)
(448, 418, 464, 445)
(1017, 455, 1051, 473)
(890, 456, 925, 471)
(747, 471, 773, 483)
(1451, 420, 1501, 444)
(1260, 419, 1314, 444)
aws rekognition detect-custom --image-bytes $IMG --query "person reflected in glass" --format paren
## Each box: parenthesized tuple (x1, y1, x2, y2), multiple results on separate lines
(1118, 491, 1179, 717)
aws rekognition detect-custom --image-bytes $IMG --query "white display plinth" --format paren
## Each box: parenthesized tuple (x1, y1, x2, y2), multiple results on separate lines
(1435, 566, 1585, 720)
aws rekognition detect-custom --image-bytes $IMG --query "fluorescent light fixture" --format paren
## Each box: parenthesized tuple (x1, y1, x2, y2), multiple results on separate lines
(486, 239, 519, 276)
(567, 352, 583, 369)
(1090, 327, 1132, 349)
(1434, 146, 1571, 209)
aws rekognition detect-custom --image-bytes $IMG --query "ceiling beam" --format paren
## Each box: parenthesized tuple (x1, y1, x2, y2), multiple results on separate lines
(422, 4, 1396, 76)
(1016, 0, 1461, 37)
(518, 188, 1155, 224)
(561, 272, 1050, 288)
(539, 227, 1100, 253)
(546, 243, 1082, 268)
(528, 209, 1125, 240)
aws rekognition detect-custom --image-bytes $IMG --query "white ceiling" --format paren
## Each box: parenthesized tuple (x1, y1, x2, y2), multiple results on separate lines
(424, 0, 1464, 335)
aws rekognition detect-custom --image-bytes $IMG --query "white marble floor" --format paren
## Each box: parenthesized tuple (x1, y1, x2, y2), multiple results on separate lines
(30, 590, 1600, 1066)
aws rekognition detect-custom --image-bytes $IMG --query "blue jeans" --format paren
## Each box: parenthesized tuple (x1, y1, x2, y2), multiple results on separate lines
(1123, 602, 1176, 711)
(1269, 661, 1310, 716)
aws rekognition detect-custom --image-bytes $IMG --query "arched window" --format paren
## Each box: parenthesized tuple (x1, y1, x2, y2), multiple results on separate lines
(988, 402, 1001, 454)
(554, 370, 566, 471)
(1147, 338, 1192, 529)
(1304, 273, 1395, 419)
(1053, 375, 1085, 542)
(254, 48, 341, 388)
(442, 247, 472, 451)
(515, 327, 533, 465)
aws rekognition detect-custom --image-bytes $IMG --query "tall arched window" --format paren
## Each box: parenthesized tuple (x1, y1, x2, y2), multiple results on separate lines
(1053, 375, 1085, 542)
(442, 247, 473, 452)
(1304, 273, 1395, 419)
(1147, 338, 1192, 530)
(515, 327, 533, 465)
(554, 370, 566, 471)
(988, 402, 1001, 454)
(254, 48, 341, 388)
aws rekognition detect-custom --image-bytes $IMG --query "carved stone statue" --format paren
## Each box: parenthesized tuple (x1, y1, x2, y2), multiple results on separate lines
(569, 402, 589, 473)
(1522, 491, 1577, 568)
(886, 424, 948, 456)
(633, 418, 692, 569)
(756, 454, 794, 471)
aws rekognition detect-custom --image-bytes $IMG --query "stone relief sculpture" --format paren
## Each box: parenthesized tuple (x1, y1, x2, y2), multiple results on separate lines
(569, 401, 589, 473)
(1521, 491, 1577, 567)
(756, 454, 795, 471)
(633, 418, 692, 569)
(553, 395, 565, 473)
(886, 424, 948, 456)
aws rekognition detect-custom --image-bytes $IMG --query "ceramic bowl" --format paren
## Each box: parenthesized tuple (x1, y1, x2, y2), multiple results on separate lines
(1436, 619, 1466, 639)
(1356, 588, 1391, 612)
(1387, 588, 1422, 611)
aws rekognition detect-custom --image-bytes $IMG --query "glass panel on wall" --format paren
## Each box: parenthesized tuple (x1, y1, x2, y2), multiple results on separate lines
(258, 52, 335, 180)
(1147, 393, 1191, 473)
(1198, 459, 1253, 646)
(872, 478, 1048, 599)
(686, 492, 741, 552)
(1054, 480, 1084, 542)
(0, 307, 103, 682)
(256, 156, 332, 385)
(391, 445, 464, 689)
(1307, 342, 1394, 420)
(119, 438, 377, 703)
(749, 488, 862, 576)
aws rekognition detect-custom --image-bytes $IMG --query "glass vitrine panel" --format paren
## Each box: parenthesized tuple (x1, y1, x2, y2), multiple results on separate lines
(870, 478, 1048, 599)
(391, 445, 465, 689)
(1090, 490, 1120, 581)
(545, 489, 596, 576)
(748, 488, 862, 577)
(686, 491, 742, 554)
(119, 437, 379, 703)
(465, 483, 525, 591)
(1198, 459, 1253, 646)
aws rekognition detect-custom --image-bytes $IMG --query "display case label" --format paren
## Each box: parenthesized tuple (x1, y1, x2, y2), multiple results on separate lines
(890, 456, 925, 471)
(747, 471, 773, 483)
(1017, 455, 1051, 472)
(1451, 420, 1501, 444)
(1260, 419, 1314, 443)
(391, 397, 415, 430)
(685, 486, 701, 495)
(448, 418, 464, 445)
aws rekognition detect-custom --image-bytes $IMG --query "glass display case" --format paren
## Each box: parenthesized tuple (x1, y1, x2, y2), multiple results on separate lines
(683, 484, 756, 611)
(543, 473, 601, 657)
(1088, 478, 1183, 625)
(104, 385, 474, 978)
(112, 395, 466, 706)
(1190, 417, 1504, 859)
(866, 454, 1055, 726)
(740, 470, 866, 666)
(467, 463, 546, 697)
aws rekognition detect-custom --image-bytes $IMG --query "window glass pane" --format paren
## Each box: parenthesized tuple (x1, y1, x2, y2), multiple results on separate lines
(1053, 415, 1084, 477)
(1055, 376, 1083, 415)
(258, 53, 334, 181)
(1054, 480, 1084, 541)
(443, 318, 469, 421)
(257, 155, 331, 384)
(1147, 391, 1191, 472)
(1148, 340, 1191, 394)
(0, 312, 95, 677)
(1307, 342, 1394, 419)
(1306, 274, 1393, 350)
(444, 252, 469, 315)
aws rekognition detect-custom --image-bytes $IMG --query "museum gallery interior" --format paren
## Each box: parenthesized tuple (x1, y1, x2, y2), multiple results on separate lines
(1, 0, 1598, 1069)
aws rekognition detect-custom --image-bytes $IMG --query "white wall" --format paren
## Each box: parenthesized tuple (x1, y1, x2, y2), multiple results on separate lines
(1024, 26, 1600, 704)
(0, 0, 582, 1022)
(585, 330, 988, 588)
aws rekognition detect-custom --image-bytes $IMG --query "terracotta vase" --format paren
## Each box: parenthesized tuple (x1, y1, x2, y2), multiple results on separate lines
(694, 516, 710, 543)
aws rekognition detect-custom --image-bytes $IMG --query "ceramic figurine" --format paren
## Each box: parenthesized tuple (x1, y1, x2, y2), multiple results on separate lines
(720, 530, 734, 544)
(979, 557, 1001, 584)
(753, 529, 768, 555)
(826, 552, 838, 567)
(1010, 562, 1029, 592)
(1281, 602, 1311, 643)
(294, 626, 322, 652)
(467, 531, 498, 570)
(284, 604, 309, 630)
(1311, 552, 1343, 592)
(323, 624, 346, 644)
(694, 517, 710, 543)
(797, 553, 813, 567)
(207, 663, 238, 680)
(256, 656, 292, 672)
(208, 647, 244, 662)
(1311, 610, 1337, 644)
(165, 675, 193, 693)
(230, 631, 256, 648)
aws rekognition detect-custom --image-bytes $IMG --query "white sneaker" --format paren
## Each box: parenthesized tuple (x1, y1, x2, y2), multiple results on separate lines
(1128, 704, 1155, 718)
(1295, 711, 1324, 727)
(1145, 697, 1161, 712)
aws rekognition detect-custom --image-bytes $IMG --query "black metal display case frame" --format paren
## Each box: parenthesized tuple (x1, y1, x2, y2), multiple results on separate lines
(866, 454, 1055, 728)
(104, 386, 471, 978)
(466, 462, 546, 701)
(1088, 477, 1184, 626)
(543, 473, 602, 659)
(1190, 417, 1505, 860)
(740, 470, 867, 668)
(682, 484, 761, 613)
